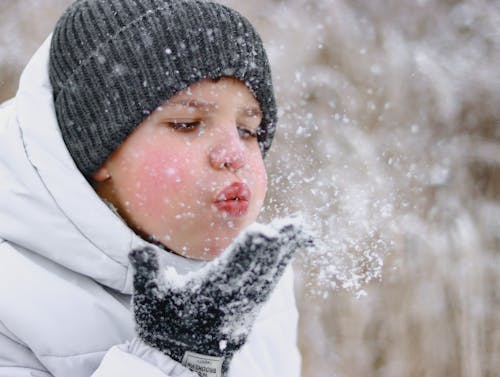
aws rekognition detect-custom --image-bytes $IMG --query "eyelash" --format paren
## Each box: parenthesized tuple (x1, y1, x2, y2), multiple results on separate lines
(168, 121, 258, 139)
(169, 121, 200, 131)
(237, 127, 258, 139)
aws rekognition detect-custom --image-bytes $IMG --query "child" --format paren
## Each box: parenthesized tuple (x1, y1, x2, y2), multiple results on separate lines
(0, 0, 309, 376)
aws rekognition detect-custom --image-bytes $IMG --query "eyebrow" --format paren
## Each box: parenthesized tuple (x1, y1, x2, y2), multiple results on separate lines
(169, 99, 216, 111)
(168, 98, 262, 118)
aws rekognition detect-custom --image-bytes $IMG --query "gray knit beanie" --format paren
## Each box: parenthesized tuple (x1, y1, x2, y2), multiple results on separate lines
(49, 0, 277, 179)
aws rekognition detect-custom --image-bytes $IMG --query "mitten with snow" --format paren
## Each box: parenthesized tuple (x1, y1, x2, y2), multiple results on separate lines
(129, 219, 312, 377)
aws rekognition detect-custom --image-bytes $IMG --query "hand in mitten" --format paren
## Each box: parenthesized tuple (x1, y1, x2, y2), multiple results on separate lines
(129, 218, 313, 377)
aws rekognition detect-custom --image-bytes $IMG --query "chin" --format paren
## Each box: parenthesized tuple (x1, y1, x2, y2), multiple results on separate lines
(200, 243, 231, 261)
(158, 222, 254, 261)
(158, 238, 229, 261)
(196, 235, 239, 261)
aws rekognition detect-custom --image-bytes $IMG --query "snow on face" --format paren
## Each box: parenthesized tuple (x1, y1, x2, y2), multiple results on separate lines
(93, 78, 268, 260)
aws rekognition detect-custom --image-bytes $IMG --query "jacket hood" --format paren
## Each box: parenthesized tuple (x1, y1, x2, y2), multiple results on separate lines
(0, 36, 204, 294)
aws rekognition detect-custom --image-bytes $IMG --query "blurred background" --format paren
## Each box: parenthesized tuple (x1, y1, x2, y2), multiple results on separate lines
(1, 0, 499, 376)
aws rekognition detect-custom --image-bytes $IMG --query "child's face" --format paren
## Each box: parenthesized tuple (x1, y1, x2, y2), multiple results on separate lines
(93, 78, 268, 260)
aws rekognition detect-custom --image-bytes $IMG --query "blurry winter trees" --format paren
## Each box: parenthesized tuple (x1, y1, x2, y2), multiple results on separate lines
(1, 0, 499, 376)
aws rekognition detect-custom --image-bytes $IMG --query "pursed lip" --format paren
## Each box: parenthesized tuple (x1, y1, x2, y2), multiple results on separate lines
(213, 182, 251, 217)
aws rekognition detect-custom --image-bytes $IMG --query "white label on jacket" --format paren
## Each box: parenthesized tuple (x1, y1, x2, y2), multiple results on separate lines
(182, 351, 223, 377)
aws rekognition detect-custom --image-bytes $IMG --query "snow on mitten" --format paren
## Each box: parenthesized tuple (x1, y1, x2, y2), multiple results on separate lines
(129, 218, 313, 377)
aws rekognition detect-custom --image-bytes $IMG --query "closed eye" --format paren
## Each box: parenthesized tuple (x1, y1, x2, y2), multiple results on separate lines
(169, 121, 201, 131)
(237, 126, 258, 140)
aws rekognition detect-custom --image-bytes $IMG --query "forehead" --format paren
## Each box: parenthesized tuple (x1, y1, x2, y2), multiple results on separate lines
(169, 77, 260, 108)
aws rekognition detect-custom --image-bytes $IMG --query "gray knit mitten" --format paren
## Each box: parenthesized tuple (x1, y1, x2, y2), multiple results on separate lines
(129, 219, 312, 377)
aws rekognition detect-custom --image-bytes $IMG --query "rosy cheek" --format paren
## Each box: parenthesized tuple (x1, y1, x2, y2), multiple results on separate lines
(131, 150, 191, 216)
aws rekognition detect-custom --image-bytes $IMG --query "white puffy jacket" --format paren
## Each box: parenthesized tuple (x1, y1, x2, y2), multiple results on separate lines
(0, 36, 301, 377)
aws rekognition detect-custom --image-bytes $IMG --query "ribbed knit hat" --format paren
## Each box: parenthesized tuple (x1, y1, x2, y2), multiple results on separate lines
(49, 0, 277, 179)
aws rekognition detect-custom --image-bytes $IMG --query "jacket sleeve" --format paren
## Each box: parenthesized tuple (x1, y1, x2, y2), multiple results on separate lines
(91, 339, 198, 377)
(0, 330, 51, 377)
(0, 331, 197, 377)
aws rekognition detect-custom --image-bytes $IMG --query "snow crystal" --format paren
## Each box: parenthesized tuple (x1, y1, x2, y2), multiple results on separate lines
(165, 167, 176, 176)
(219, 340, 227, 351)
(112, 63, 127, 76)
(96, 54, 106, 64)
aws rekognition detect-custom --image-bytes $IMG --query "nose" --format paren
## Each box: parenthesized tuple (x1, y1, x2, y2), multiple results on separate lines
(209, 141, 245, 172)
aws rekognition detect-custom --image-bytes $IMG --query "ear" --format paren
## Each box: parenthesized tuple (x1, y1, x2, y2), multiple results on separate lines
(93, 166, 111, 182)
